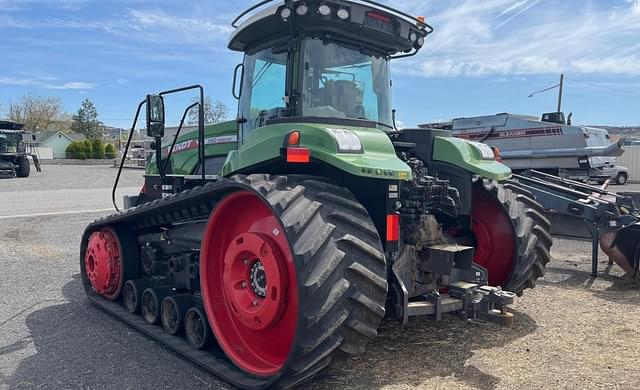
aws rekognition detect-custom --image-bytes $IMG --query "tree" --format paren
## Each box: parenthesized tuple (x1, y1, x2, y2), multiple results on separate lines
(71, 99, 104, 139)
(104, 144, 116, 159)
(188, 96, 228, 125)
(8, 94, 63, 130)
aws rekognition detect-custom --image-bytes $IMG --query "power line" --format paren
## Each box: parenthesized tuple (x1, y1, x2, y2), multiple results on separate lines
(565, 78, 640, 97)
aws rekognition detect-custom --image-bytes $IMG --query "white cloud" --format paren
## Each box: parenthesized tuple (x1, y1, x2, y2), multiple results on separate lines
(47, 82, 96, 90)
(495, 0, 544, 30)
(124, 9, 232, 44)
(627, 0, 640, 14)
(0, 76, 42, 86)
(1, 8, 231, 45)
(397, 0, 640, 77)
(0, 75, 95, 90)
(497, 0, 528, 18)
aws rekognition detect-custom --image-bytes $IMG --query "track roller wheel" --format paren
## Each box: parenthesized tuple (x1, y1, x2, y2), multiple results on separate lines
(200, 175, 387, 386)
(84, 228, 124, 300)
(472, 179, 552, 295)
(123, 279, 151, 314)
(142, 287, 173, 325)
(162, 294, 194, 335)
(185, 307, 213, 349)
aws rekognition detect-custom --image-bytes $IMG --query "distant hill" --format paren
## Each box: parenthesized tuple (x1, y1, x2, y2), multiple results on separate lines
(588, 126, 640, 138)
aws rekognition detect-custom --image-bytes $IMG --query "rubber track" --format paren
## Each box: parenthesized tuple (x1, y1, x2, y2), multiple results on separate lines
(80, 175, 388, 389)
(477, 179, 553, 296)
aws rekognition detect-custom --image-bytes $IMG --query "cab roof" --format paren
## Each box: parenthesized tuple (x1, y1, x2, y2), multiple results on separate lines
(0, 121, 25, 132)
(229, 0, 432, 57)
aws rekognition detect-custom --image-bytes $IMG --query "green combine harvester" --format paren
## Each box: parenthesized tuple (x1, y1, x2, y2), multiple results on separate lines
(80, 1, 553, 388)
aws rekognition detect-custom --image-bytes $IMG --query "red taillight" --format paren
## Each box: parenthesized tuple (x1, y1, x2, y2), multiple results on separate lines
(368, 12, 391, 22)
(386, 214, 400, 242)
(286, 147, 310, 163)
(287, 131, 301, 146)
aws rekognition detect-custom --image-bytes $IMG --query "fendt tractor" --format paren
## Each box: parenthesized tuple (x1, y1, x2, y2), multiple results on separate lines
(80, 1, 555, 388)
(0, 121, 41, 178)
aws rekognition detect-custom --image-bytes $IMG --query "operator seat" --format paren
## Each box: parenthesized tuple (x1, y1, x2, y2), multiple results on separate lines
(324, 80, 366, 119)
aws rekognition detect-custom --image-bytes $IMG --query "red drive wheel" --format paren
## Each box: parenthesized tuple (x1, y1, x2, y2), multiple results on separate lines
(472, 187, 516, 287)
(200, 191, 298, 377)
(84, 228, 124, 300)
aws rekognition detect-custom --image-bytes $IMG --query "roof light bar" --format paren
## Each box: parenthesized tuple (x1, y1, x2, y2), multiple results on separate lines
(318, 4, 331, 16)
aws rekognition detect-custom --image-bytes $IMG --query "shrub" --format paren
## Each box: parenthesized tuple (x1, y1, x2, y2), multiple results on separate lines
(104, 144, 116, 159)
(65, 142, 78, 159)
(91, 139, 105, 159)
(82, 140, 93, 159)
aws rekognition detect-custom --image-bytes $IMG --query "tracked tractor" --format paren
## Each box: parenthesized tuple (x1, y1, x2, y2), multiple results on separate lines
(80, 1, 552, 388)
(0, 121, 41, 178)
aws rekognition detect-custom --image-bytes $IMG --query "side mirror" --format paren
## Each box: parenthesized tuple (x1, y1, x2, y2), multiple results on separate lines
(146, 94, 165, 138)
(232, 64, 244, 100)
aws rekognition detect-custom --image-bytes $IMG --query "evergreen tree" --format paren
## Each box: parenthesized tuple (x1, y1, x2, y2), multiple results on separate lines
(71, 99, 104, 139)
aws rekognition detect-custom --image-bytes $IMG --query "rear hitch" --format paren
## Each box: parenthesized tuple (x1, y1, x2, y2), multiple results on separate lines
(447, 282, 515, 327)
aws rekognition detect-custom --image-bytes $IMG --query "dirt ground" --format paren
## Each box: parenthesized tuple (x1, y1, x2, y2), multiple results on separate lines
(310, 238, 640, 390)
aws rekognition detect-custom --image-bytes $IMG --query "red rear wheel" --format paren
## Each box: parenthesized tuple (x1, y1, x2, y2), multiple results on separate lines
(200, 191, 298, 377)
(472, 187, 516, 287)
(84, 227, 124, 300)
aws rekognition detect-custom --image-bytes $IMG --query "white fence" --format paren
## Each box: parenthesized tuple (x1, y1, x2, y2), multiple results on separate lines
(618, 146, 640, 182)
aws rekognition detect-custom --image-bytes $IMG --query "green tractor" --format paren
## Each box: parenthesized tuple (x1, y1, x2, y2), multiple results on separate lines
(81, 1, 551, 388)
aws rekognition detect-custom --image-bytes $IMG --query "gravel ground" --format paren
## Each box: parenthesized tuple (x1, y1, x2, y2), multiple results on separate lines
(1, 166, 639, 390)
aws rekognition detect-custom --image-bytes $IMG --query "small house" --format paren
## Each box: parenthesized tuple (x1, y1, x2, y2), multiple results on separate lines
(34, 131, 86, 159)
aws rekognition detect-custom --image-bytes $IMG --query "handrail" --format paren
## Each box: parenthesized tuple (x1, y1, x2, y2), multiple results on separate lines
(232, 0, 278, 28)
(232, 0, 434, 34)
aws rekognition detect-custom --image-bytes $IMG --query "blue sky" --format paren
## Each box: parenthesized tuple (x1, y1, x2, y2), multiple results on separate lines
(1, 0, 639, 128)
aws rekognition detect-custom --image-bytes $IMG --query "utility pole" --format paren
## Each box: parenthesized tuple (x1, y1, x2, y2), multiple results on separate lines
(557, 73, 564, 113)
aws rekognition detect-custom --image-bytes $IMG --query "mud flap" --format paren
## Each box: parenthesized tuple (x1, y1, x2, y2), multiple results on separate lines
(600, 223, 640, 275)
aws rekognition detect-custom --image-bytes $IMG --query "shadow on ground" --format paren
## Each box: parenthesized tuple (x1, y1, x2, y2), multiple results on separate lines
(7, 276, 537, 390)
(539, 264, 640, 305)
(5, 275, 226, 390)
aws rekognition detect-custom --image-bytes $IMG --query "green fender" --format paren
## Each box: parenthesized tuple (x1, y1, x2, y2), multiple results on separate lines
(432, 137, 512, 181)
(223, 123, 413, 180)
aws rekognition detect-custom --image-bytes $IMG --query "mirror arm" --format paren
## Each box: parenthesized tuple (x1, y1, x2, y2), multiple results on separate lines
(163, 102, 200, 174)
(112, 100, 145, 212)
(198, 86, 206, 180)
(155, 135, 166, 183)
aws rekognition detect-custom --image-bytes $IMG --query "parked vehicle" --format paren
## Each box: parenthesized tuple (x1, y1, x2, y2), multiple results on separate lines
(0, 121, 41, 178)
(420, 112, 624, 182)
(79, 2, 552, 388)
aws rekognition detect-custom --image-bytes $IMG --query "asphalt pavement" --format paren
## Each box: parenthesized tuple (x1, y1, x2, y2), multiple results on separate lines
(0, 165, 231, 389)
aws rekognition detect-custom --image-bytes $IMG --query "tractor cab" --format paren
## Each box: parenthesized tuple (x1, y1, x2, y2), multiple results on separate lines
(541, 111, 566, 125)
(229, 0, 431, 139)
(0, 121, 26, 154)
